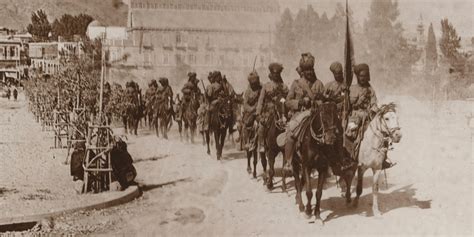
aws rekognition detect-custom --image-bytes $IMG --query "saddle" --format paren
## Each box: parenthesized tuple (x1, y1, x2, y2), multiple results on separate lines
(276, 103, 338, 148)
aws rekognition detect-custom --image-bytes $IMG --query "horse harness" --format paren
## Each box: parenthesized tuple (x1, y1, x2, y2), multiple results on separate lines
(368, 109, 400, 155)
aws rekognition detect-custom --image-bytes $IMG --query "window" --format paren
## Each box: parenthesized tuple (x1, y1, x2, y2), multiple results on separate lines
(218, 55, 224, 66)
(176, 54, 184, 64)
(188, 54, 196, 64)
(163, 53, 169, 65)
(176, 33, 182, 44)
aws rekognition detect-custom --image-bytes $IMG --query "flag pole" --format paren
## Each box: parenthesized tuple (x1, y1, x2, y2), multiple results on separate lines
(343, 0, 353, 147)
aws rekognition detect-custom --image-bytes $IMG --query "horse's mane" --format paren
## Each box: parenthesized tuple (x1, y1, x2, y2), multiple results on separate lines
(378, 103, 397, 116)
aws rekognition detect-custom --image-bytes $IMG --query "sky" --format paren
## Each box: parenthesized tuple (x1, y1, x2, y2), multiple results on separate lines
(278, 0, 474, 40)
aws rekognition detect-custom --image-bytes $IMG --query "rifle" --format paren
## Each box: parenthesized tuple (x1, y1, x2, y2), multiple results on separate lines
(200, 79, 210, 104)
(252, 56, 258, 72)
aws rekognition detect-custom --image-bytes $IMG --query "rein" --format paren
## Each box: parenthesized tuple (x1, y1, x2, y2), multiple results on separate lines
(368, 110, 400, 154)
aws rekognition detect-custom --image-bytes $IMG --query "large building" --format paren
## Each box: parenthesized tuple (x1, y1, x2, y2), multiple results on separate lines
(106, 0, 280, 89)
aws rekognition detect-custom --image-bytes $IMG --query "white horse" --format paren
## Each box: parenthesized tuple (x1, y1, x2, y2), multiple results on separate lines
(352, 103, 402, 217)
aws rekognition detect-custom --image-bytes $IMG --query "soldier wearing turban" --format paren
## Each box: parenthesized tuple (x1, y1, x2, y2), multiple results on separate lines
(242, 71, 263, 157)
(346, 63, 392, 169)
(284, 53, 325, 168)
(325, 62, 346, 113)
(256, 63, 289, 155)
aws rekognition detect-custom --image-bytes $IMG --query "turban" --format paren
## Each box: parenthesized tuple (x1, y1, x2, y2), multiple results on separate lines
(212, 71, 222, 82)
(188, 72, 197, 78)
(329, 62, 343, 74)
(299, 53, 315, 71)
(247, 71, 260, 84)
(268, 63, 284, 74)
(159, 77, 169, 85)
(354, 63, 370, 76)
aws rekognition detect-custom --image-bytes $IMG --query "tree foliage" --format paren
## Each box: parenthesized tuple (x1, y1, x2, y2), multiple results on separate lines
(51, 13, 94, 41)
(362, 0, 421, 89)
(425, 23, 438, 72)
(273, 6, 350, 79)
(27, 9, 52, 42)
(439, 18, 462, 65)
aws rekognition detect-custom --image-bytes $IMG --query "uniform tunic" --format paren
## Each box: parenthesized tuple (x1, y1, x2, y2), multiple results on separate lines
(285, 78, 325, 139)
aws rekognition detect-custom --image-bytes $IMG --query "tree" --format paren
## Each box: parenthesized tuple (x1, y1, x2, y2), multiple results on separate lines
(27, 9, 52, 42)
(363, 0, 421, 89)
(425, 23, 438, 72)
(439, 18, 461, 62)
(51, 13, 94, 41)
(273, 8, 297, 67)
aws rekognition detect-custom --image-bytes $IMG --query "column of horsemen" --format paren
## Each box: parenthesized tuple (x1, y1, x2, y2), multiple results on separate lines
(24, 52, 394, 179)
(22, 52, 402, 218)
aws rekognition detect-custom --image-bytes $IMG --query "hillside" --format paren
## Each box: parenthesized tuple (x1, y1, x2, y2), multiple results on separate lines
(0, 0, 128, 31)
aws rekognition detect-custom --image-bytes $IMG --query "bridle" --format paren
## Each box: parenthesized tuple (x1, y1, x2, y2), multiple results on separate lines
(369, 109, 401, 152)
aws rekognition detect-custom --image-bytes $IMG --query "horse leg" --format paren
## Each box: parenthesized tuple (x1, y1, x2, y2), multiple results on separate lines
(266, 150, 276, 191)
(281, 152, 288, 193)
(293, 159, 304, 212)
(161, 118, 168, 139)
(219, 129, 227, 160)
(205, 131, 211, 155)
(304, 166, 313, 219)
(246, 150, 252, 174)
(252, 149, 258, 179)
(353, 166, 366, 208)
(155, 118, 160, 138)
(260, 151, 267, 185)
(343, 167, 357, 205)
(184, 123, 189, 142)
(314, 168, 326, 225)
(178, 121, 183, 141)
(190, 123, 195, 144)
(122, 117, 128, 134)
(372, 169, 382, 217)
(214, 131, 221, 160)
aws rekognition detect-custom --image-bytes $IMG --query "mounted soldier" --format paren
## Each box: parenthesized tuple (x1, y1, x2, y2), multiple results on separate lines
(242, 71, 264, 178)
(345, 63, 394, 169)
(159, 77, 174, 117)
(144, 79, 159, 128)
(181, 72, 202, 104)
(256, 63, 289, 160)
(283, 53, 324, 166)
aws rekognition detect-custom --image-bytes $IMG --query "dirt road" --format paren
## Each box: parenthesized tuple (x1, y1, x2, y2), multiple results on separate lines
(26, 95, 470, 236)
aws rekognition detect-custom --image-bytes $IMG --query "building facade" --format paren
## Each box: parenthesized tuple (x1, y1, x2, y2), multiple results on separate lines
(0, 39, 28, 82)
(108, 0, 280, 89)
(29, 41, 83, 75)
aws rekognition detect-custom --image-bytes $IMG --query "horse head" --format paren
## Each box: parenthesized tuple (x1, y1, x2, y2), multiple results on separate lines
(377, 103, 402, 143)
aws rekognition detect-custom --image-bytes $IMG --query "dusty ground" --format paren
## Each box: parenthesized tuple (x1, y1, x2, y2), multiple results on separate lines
(2, 93, 473, 236)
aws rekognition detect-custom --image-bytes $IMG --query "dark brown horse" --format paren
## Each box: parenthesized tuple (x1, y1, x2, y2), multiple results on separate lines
(153, 92, 172, 139)
(181, 94, 199, 143)
(173, 95, 184, 141)
(264, 98, 287, 191)
(209, 96, 234, 160)
(122, 84, 143, 135)
(292, 102, 356, 225)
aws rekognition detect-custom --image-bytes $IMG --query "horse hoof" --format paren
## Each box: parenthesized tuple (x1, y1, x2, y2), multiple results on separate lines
(302, 212, 312, 220)
(373, 211, 382, 218)
(315, 218, 324, 226)
(252, 173, 257, 179)
(247, 167, 252, 174)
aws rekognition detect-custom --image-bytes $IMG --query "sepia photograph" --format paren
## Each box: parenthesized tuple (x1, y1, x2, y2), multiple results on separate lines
(0, 0, 472, 236)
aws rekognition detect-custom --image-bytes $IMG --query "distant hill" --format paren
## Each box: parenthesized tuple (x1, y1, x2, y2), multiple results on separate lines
(0, 0, 128, 31)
